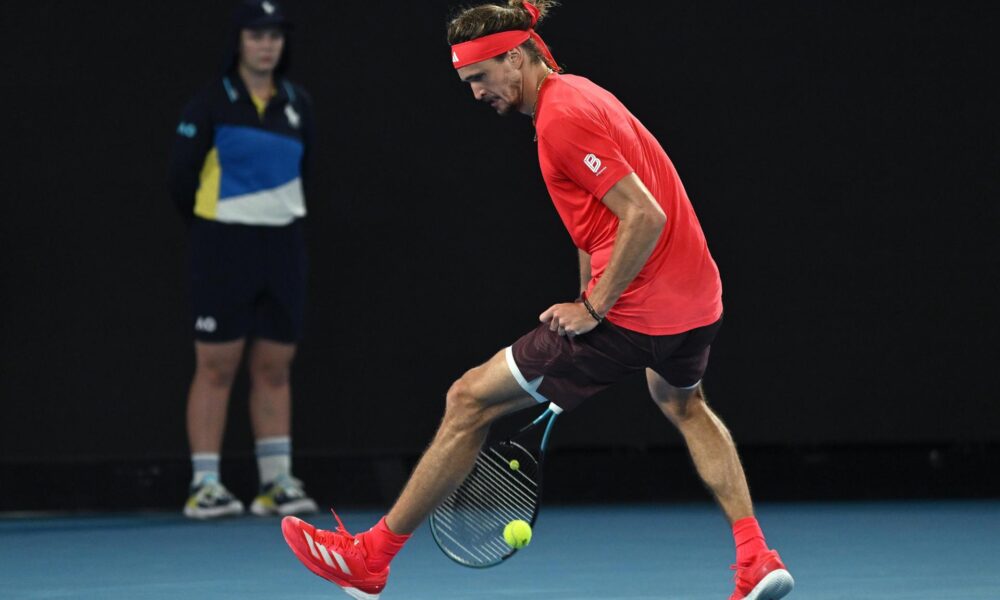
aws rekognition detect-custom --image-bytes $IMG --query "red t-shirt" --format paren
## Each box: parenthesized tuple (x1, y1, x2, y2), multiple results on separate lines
(535, 74, 722, 335)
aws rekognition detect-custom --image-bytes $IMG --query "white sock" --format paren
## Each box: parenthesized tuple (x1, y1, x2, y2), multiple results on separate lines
(191, 453, 220, 486)
(256, 436, 291, 485)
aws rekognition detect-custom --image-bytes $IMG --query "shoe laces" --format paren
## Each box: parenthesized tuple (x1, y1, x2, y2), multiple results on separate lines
(731, 549, 780, 593)
(730, 559, 755, 588)
(330, 508, 351, 536)
(314, 508, 365, 553)
(273, 475, 306, 498)
(198, 480, 232, 502)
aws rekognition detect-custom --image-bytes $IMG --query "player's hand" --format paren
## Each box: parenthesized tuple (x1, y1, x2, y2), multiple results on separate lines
(539, 302, 600, 338)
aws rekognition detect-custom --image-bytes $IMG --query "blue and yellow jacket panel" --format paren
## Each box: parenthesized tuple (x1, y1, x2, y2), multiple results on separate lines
(168, 74, 315, 226)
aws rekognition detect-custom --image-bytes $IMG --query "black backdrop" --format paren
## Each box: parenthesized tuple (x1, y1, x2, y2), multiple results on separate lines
(2, 1, 998, 469)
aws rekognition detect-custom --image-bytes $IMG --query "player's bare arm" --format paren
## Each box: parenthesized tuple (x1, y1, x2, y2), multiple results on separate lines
(578, 249, 591, 295)
(540, 173, 666, 336)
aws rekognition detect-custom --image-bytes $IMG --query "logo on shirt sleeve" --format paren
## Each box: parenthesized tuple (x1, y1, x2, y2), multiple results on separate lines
(583, 153, 607, 175)
(285, 104, 301, 128)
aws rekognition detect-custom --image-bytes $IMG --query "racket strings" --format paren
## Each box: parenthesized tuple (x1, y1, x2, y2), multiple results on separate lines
(432, 444, 539, 566)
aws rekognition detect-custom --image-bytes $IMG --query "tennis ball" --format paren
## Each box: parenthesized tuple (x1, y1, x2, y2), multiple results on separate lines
(503, 519, 532, 549)
(509, 459, 520, 471)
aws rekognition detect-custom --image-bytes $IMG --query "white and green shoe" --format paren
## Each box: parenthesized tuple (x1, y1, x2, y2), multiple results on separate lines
(250, 475, 318, 516)
(183, 478, 245, 519)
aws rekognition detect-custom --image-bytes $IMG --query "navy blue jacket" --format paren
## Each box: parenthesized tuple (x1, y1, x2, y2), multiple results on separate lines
(168, 73, 315, 225)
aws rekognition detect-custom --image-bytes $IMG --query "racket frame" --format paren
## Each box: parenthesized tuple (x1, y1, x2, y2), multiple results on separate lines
(429, 402, 562, 567)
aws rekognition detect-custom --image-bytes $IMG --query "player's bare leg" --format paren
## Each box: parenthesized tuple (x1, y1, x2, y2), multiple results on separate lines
(647, 370, 793, 599)
(280, 348, 536, 597)
(386, 349, 537, 534)
(187, 339, 245, 454)
(247, 339, 316, 516)
(184, 339, 245, 518)
(646, 371, 752, 523)
(248, 339, 296, 439)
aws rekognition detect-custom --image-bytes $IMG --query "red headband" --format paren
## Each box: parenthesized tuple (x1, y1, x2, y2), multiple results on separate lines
(450, 2, 560, 71)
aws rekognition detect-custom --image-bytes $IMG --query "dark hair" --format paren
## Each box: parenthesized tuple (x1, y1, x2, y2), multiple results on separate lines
(447, 0, 559, 66)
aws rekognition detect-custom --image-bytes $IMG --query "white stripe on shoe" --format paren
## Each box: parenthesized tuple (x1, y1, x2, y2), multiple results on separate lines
(331, 551, 353, 575)
(302, 529, 354, 575)
(316, 543, 336, 568)
(304, 531, 321, 560)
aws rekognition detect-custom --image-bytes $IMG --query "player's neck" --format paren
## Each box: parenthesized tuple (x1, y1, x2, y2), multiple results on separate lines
(520, 63, 554, 117)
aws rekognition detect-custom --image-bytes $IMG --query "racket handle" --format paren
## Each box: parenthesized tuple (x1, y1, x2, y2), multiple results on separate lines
(540, 404, 561, 454)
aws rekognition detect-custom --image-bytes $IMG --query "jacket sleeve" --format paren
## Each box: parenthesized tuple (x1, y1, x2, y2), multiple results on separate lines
(296, 87, 317, 197)
(167, 92, 213, 222)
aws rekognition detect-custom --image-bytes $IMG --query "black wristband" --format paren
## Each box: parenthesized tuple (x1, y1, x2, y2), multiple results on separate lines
(581, 292, 603, 324)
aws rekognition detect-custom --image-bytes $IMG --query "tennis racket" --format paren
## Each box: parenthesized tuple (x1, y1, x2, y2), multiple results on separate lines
(429, 402, 562, 568)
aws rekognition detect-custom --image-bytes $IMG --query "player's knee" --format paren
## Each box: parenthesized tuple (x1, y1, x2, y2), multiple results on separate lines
(444, 377, 489, 432)
(657, 385, 706, 424)
(445, 378, 478, 416)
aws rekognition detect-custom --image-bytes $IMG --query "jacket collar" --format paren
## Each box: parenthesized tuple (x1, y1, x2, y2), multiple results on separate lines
(222, 73, 293, 105)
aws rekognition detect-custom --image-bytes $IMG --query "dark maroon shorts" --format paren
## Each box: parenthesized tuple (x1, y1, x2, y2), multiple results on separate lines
(506, 317, 722, 411)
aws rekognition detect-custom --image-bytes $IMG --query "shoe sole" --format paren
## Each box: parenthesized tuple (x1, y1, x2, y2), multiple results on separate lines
(183, 502, 244, 520)
(744, 569, 795, 600)
(251, 498, 319, 517)
(281, 518, 381, 600)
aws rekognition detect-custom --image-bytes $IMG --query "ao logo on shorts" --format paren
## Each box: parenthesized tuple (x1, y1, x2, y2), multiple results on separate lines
(583, 153, 605, 175)
(195, 316, 217, 333)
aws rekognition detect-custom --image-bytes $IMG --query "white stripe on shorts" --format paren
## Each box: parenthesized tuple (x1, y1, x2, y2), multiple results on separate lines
(670, 379, 702, 390)
(505, 346, 549, 404)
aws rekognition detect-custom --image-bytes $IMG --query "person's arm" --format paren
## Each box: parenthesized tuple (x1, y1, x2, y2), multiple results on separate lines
(537, 109, 664, 336)
(578, 249, 591, 296)
(295, 86, 317, 196)
(541, 173, 665, 336)
(583, 173, 666, 316)
(167, 92, 213, 223)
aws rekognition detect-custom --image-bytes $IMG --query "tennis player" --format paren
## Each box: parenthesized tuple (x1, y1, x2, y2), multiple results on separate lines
(281, 2, 793, 598)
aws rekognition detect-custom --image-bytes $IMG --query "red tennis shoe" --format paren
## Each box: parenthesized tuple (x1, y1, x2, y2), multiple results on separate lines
(282, 512, 389, 600)
(730, 549, 794, 600)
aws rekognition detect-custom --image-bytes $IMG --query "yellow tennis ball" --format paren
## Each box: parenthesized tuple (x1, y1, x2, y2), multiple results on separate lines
(503, 519, 532, 549)
(509, 459, 520, 471)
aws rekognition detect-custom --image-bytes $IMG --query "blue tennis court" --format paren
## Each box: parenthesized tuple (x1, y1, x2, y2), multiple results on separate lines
(3, 500, 997, 599)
